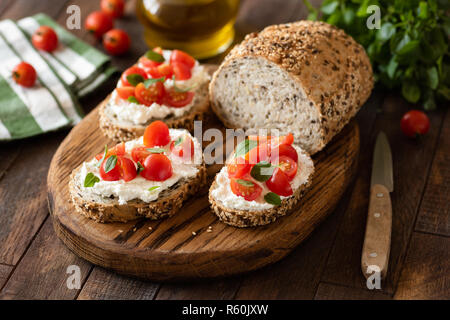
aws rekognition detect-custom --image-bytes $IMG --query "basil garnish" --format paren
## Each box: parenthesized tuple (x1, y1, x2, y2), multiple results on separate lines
(234, 139, 258, 158)
(171, 75, 195, 92)
(104, 155, 117, 173)
(84, 172, 100, 188)
(96, 145, 108, 167)
(145, 50, 164, 62)
(250, 161, 275, 182)
(144, 77, 165, 88)
(127, 96, 139, 104)
(174, 137, 183, 146)
(236, 179, 254, 187)
(264, 192, 281, 206)
(147, 147, 165, 153)
(148, 186, 160, 192)
(126, 73, 145, 86)
(136, 161, 144, 174)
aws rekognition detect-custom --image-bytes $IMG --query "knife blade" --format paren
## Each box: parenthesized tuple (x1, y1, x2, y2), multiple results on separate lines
(362, 131, 393, 280)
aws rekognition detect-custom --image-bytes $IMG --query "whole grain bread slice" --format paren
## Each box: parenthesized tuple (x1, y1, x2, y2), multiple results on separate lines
(100, 65, 217, 142)
(69, 162, 207, 223)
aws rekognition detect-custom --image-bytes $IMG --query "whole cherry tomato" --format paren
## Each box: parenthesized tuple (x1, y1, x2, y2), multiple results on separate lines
(12, 62, 37, 87)
(400, 110, 430, 138)
(85, 11, 113, 39)
(141, 153, 173, 181)
(101, 0, 125, 19)
(103, 29, 130, 56)
(230, 178, 262, 201)
(32, 26, 58, 52)
(143, 120, 171, 147)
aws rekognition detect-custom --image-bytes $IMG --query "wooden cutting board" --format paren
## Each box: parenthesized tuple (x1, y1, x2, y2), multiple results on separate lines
(47, 101, 360, 281)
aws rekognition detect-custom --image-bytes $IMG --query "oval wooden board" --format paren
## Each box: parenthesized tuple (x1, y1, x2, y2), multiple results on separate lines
(48, 103, 360, 281)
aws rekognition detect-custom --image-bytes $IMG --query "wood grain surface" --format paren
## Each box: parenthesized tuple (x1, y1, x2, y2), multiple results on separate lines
(47, 98, 360, 280)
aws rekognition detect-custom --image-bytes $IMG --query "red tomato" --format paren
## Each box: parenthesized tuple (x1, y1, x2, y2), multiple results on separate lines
(266, 168, 293, 196)
(141, 153, 173, 181)
(103, 29, 130, 56)
(116, 86, 135, 100)
(32, 26, 58, 52)
(148, 64, 173, 79)
(172, 62, 191, 80)
(118, 156, 137, 182)
(130, 146, 151, 164)
(170, 50, 195, 69)
(170, 136, 194, 160)
(230, 178, 262, 201)
(95, 142, 126, 160)
(135, 82, 165, 106)
(121, 66, 147, 86)
(275, 156, 297, 181)
(163, 88, 194, 108)
(248, 135, 273, 143)
(101, 0, 125, 19)
(400, 110, 430, 138)
(143, 120, 171, 147)
(245, 142, 271, 164)
(271, 143, 298, 163)
(139, 47, 165, 69)
(12, 62, 37, 87)
(100, 155, 121, 181)
(227, 158, 251, 179)
(85, 11, 113, 39)
(279, 133, 294, 145)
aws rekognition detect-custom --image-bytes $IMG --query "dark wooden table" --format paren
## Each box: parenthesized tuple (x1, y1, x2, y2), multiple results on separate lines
(0, 0, 448, 300)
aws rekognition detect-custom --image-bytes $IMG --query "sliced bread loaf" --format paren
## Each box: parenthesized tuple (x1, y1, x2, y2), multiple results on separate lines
(209, 21, 373, 154)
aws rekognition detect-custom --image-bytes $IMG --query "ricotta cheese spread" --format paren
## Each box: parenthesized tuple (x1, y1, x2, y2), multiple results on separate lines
(210, 146, 314, 211)
(78, 129, 203, 205)
(107, 50, 211, 126)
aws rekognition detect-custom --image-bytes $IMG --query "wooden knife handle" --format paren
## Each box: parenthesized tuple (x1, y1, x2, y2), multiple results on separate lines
(361, 184, 392, 279)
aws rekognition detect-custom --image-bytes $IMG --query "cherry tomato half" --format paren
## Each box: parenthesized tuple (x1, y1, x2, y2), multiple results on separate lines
(85, 11, 113, 39)
(121, 66, 147, 86)
(135, 82, 165, 106)
(227, 158, 252, 179)
(163, 88, 194, 108)
(143, 120, 171, 147)
(275, 156, 298, 181)
(95, 142, 126, 160)
(103, 29, 130, 56)
(400, 110, 430, 138)
(172, 62, 191, 80)
(148, 63, 173, 79)
(100, 155, 136, 182)
(32, 26, 58, 52)
(116, 86, 135, 100)
(12, 62, 37, 88)
(230, 178, 262, 201)
(101, 0, 125, 19)
(270, 143, 298, 163)
(131, 146, 151, 164)
(170, 135, 194, 160)
(140, 153, 173, 181)
(170, 50, 196, 69)
(266, 168, 293, 196)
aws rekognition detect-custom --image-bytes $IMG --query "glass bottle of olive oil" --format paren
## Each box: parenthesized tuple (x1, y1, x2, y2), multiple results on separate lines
(136, 0, 240, 59)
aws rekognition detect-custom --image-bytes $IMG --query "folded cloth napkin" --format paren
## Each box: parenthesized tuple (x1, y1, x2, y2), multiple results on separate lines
(0, 15, 116, 141)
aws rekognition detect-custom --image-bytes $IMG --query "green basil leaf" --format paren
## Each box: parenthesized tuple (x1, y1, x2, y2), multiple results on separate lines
(148, 186, 160, 192)
(402, 81, 421, 103)
(321, 1, 339, 15)
(264, 192, 281, 206)
(250, 161, 275, 182)
(96, 145, 108, 167)
(423, 89, 436, 110)
(147, 147, 165, 153)
(104, 155, 117, 173)
(417, 1, 428, 19)
(343, 8, 355, 25)
(137, 161, 145, 174)
(377, 23, 396, 41)
(143, 77, 165, 88)
(174, 137, 183, 146)
(145, 50, 165, 62)
(84, 172, 100, 188)
(126, 74, 145, 86)
(127, 96, 139, 104)
(426, 67, 439, 90)
(386, 56, 398, 79)
(397, 38, 420, 55)
(236, 179, 255, 187)
(234, 139, 258, 158)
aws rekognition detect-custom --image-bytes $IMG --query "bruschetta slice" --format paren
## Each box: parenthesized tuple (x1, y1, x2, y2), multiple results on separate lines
(70, 121, 206, 223)
(209, 134, 314, 227)
(100, 48, 215, 142)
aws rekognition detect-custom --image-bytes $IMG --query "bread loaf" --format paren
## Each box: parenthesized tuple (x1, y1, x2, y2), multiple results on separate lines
(209, 21, 373, 154)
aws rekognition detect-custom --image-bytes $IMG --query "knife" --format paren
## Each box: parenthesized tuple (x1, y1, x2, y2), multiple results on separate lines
(361, 131, 393, 279)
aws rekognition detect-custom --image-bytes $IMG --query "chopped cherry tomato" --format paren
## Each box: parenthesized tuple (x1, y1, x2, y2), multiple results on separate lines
(101, 0, 125, 19)
(100, 155, 121, 181)
(116, 86, 135, 100)
(227, 158, 251, 179)
(266, 168, 293, 196)
(172, 62, 191, 80)
(163, 88, 194, 108)
(148, 63, 173, 79)
(170, 50, 196, 69)
(400, 110, 430, 138)
(121, 66, 147, 86)
(135, 82, 165, 106)
(139, 47, 165, 70)
(230, 178, 262, 201)
(278, 133, 294, 145)
(143, 120, 171, 147)
(270, 143, 298, 163)
(141, 153, 173, 181)
(131, 146, 152, 164)
(274, 156, 297, 181)
(95, 142, 126, 160)
(245, 142, 271, 164)
(100, 155, 136, 182)
(170, 135, 194, 160)
(32, 26, 58, 52)
(85, 11, 113, 39)
(103, 29, 130, 56)
(12, 62, 37, 87)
